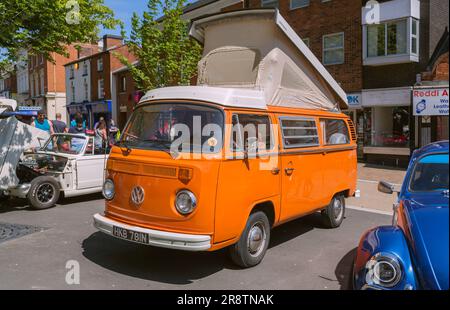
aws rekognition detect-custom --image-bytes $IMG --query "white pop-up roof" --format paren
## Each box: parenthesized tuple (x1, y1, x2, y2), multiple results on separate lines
(189, 9, 348, 111)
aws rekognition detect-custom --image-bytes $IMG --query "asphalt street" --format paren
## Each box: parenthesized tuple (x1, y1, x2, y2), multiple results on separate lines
(0, 195, 390, 290)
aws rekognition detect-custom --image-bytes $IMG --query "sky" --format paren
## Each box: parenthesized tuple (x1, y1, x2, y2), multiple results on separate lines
(101, 0, 196, 38)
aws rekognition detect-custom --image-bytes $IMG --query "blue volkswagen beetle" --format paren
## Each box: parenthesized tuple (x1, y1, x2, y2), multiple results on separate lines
(353, 141, 449, 290)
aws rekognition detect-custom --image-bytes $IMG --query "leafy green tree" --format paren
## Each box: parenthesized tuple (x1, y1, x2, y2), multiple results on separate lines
(0, 0, 120, 69)
(116, 0, 202, 90)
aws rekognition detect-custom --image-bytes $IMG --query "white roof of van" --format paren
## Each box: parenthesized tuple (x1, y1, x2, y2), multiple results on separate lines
(139, 86, 267, 109)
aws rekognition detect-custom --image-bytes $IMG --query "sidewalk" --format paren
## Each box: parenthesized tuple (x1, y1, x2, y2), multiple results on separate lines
(346, 163, 407, 214)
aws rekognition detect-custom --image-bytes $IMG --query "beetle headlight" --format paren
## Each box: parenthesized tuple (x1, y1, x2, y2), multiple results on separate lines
(365, 253, 402, 288)
(102, 179, 115, 200)
(175, 190, 197, 215)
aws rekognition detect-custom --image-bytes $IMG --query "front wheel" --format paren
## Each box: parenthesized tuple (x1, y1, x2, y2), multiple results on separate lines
(228, 211, 271, 268)
(321, 194, 345, 228)
(27, 176, 61, 210)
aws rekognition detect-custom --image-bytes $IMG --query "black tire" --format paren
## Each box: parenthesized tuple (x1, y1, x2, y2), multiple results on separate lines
(27, 176, 61, 210)
(228, 211, 271, 268)
(321, 194, 345, 228)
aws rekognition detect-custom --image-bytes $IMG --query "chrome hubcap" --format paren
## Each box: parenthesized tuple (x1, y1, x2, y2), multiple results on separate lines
(36, 183, 55, 204)
(247, 222, 266, 257)
(333, 198, 343, 220)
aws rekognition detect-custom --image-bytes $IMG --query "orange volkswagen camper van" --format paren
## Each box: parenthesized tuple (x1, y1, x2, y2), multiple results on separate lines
(93, 9, 357, 267)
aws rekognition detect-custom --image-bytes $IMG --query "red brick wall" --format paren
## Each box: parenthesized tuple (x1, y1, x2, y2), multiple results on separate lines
(90, 45, 136, 102)
(115, 69, 137, 129)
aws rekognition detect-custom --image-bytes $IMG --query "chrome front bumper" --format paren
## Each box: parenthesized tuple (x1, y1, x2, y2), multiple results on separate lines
(93, 213, 211, 251)
(7, 183, 31, 199)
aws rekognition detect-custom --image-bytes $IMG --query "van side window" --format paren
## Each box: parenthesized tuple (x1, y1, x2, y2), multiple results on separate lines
(279, 117, 319, 148)
(320, 119, 350, 145)
(231, 114, 273, 152)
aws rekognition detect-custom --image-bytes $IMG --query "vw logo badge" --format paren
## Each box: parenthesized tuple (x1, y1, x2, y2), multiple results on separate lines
(130, 186, 145, 207)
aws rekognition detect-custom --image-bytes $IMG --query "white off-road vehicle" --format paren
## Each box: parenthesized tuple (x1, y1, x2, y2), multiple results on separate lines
(3, 133, 110, 209)
(1, 99, 109, 209)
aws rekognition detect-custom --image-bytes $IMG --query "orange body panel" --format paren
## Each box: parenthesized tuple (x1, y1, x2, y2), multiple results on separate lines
(103, 102, 357, 251)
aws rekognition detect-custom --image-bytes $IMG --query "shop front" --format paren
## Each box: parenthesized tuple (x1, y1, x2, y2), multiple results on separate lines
(67, 100, 112, 129)
(413, 86, 449, 147)
(361, 87, 412, 167)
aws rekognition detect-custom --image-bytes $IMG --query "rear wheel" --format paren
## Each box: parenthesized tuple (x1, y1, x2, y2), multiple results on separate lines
(27, 176, 60, 210)
(228, 211, 270, 268)
(321, 194, 345, 228)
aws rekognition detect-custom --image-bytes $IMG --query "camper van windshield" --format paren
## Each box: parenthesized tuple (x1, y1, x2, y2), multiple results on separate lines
(122, 103, 224, 153)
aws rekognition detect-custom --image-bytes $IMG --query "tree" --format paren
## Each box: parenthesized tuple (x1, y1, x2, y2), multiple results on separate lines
(116, 0, 202, 91)
(0, 0, 120, 69)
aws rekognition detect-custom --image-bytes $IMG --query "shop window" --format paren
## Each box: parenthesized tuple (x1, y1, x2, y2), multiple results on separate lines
(320, 119, 350, 145)
(323, 33, 344, 65)
(280, 117, 319, 148)
(366, 107, 410, 148)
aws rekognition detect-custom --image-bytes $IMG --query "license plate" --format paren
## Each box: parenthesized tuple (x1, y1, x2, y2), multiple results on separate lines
(113, 226, 149, 244)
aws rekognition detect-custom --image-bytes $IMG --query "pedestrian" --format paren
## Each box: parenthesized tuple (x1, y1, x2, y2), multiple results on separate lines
(108, 119, 120, 146)
(52, 113, 67, 133)
(70, 112, 86, 129)
(68, 116, 86, 134)
(32, 111, 54, 135)
(95, 119, 108, 149)
(94, 116, 105, 130)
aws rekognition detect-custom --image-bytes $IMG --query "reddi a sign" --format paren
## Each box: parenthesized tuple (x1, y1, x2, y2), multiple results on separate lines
(413, 88, 449, 116)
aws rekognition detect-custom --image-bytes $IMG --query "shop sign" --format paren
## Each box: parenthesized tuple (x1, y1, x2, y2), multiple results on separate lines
(347, 93, 362, 107)
(413, 87, 449, 116)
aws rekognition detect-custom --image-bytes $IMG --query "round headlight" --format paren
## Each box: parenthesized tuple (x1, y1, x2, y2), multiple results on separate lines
(103, 179, 115, 200)
(365, 253, 402, 288)
(175, 190, 197, 215)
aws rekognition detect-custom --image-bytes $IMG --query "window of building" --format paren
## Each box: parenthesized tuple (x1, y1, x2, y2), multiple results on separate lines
(34, 73, 39, 97)
(39, 69, 45, 95)
(84, 79, 89, 102)
(365, 18, 418, 59)
(261, 0, 278, 8)
(29, 75, 34, 97)
(70, 65, 74, 79)
(231, 114, 274, 153)
(71, 82, 75, 104)
(83, 61, 88, 76)
(320, 119, 350, 145)
(40, 54, 44, 64)
(121, 76, 127, 92)
(98, 79, 104, 99)
(97, 58, 103, 71)
(302, 38, 310, 48)
(290, 0, 310, 10)
(411, 19, 419, 55)
(323, 33, 344, 65)
(280, 117, 319, 148)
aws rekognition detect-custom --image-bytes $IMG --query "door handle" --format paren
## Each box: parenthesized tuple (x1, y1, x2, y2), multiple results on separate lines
(271, 167, 280, 175)
(285, 167, 295, 175)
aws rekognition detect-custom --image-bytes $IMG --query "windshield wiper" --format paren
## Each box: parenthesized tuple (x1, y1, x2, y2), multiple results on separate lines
(116, 140, 131, 154)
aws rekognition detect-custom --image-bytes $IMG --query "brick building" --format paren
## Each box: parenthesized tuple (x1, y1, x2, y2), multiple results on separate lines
(64, 35, 137, 128)
(182, 0, 448, 166)
(0, 69, 17, 100)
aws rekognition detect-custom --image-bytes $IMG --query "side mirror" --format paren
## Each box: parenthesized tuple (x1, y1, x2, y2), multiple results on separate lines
(378, 181, 396, 194)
